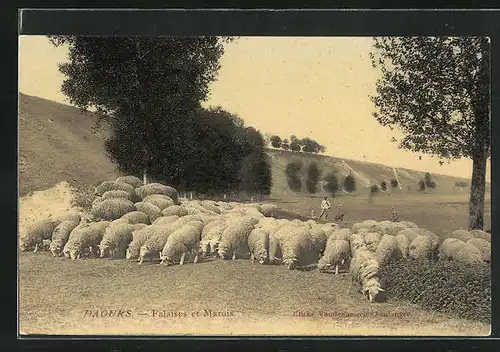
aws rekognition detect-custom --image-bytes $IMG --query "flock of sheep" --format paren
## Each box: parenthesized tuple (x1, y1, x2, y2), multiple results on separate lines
(19, 175, 491, 303)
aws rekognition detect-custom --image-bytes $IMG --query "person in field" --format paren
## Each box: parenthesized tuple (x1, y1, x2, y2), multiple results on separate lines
(391, 206, 399, 222)
(318, 197, 331, 220)
(334, 204, 345, 223)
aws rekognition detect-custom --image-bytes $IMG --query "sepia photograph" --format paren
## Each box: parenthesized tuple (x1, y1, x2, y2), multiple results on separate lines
(18, 34, 491, 336)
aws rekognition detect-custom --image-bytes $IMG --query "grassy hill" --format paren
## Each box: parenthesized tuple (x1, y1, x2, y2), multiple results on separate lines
(19, 93, 475, 198)
(19, 93, 119, 196)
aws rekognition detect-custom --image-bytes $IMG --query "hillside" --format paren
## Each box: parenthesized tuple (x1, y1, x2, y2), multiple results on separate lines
(19, 93, 476, 198)
(19, 93, 119, 196)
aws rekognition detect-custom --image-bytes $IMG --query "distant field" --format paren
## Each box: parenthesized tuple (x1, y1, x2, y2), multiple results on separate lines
(19, 251, 489, 336)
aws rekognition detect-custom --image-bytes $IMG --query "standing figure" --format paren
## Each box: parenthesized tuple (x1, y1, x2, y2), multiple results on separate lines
(334, 204, 345, 223)
(391, 207, 399, 222)
(318, 197, 331, 220)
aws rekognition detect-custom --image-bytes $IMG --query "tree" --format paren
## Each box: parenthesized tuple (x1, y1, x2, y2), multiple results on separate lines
(370, 37, 490, 230)
(419, 180, 426, 191)
(380, 180, 387, 191)
(285, 160, 303, 192)
(270, 135, 282, 148)
(424, 172, 436, 189)
(344, 173, 356, 193)
(390, 178, 399, 188)
(239, 148, 272, 200)
(49, 36, 232, 185)
(305, 162, 320, 196)
(323, 173, 340, 196)
(281, 139, 290, 150)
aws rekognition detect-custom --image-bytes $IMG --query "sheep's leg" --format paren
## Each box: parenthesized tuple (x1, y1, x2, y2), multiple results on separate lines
(250, 253, 255, 262)
(335, 265, 339, 275)
(180, 252, 186, 266)
(193, 253, 199, 264)
(138, 257, 144, 265)
(232, 250, 236, 261)
(33, 244, 39, 253)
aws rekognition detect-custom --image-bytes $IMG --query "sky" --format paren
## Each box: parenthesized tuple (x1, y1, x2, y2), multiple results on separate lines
(18, 35, 490, 180)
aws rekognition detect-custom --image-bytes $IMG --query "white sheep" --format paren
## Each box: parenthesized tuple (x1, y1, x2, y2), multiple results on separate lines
(469, 229, 491, 243)
(62, 221, 109, 260)
(152, 215, 180, 226)
(259, 204, 279, 217)
(275, 226, 315, 270)
(116, 175, 143, 188)
(375, 234, 403, 266)
(364, 232, 382, 252)
(200, 219, 228, 256)
(331, 228, 352, 242)
(218, 217, 255, 260)
(317, 239, 350, 274)
(160, 223, 203, 265)
(395, 234, 410, 259)
(134, 201, 163, 223)
(138, 222, 186, 264)
(20, 218, 60, 252)
(408, 235, 438, 260)
(99, 221, 136, 258)
(247, 228, 269, 264)
(307, 226, 328, 259)
(162, 205, 189, 217)
(348, 248, 385, 303)
(49, 219, 81, 257)
(467, 238, 491, 263)
(120, 211, 151, 225)
(126, 225, 164, 260)
(143, 194, 175, 210)
(438, 238, 483, 264)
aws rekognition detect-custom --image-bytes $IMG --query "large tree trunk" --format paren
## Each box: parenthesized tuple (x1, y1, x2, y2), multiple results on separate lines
(468, 146, 488, 230)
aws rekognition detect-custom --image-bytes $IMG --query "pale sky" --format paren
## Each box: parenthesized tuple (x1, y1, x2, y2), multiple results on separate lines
(18, 36, 490, 179)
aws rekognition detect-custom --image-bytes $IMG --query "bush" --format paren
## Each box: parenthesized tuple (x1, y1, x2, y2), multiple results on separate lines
(285, 160, 303, 192)
(323, 173, 340, 196)
(370, 184, 380, 193)
(419, 180, 426, 191)
(425, 172, 436, 189)
(344, 174, 356, 192)
(455, 181, 468, 188)
(390, 178, 399, 188)
(380, 181, 387, 191)
(380, 259, 491, 323)
(270, 135, 282, 148)
(305, 162, 320, 195)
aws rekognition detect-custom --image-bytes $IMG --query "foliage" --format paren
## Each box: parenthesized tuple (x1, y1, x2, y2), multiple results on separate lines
(424, 172, 437, 189)
(455, 180, 469, 188)
(390, 178, 399, 188)
(305, 162, 321, 195)
(344, 173, 356, 193)
(281, 139, 290, 150)
(380, 180, 387, 191)
(285, 160, 303, 192)
(370, 184, 380, 193)
(370, 37, 490, 230)
(323, 173, 340, 196)
(270, 135, 282, 148)
(418, 180, 426, 191)
(239, 145, 272, 197)
(380, 259, 491, 323)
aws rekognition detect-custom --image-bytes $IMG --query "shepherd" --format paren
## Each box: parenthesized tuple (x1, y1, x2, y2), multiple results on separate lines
(318, 197, 331, 220)
(391, 206, 399, 222)
(334, 204, 345, 223)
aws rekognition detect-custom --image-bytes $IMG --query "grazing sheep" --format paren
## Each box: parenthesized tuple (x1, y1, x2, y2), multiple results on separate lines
(200, 219, 228, 256)
(364, 232, 382, 252)
(199, 200, 221, 214)
(20, 218, 61, 252)
(247, 228, 269, 264)
(308, 226, 328, 259)
(111, 181, 136, 196)
(349, 248, 385, 303)
(134, 201, 162, 223)
(134, 223, 148, 231)
(126, 225, 167, 260)
(416, 228, 440, 247)
(399, 221, 419, 229)
(259, 204, 279, 218)
(94, 181, 116, 196)
(162, 205, 189, 217)
(268, 232, 283, 264)
(349, 233, 366, 257)
(174, 214, 205, 226)
(101, 190, 134, 202)
(438, 238, 465, 261)
(397, 228, 420, 242)
(352, 220, 378, 233)
(99, 221, 136, 258)
(408, 235, 438, 260)
(160, 223, 203, 265)
(317, 239, 350, 274)
(120, 211, 151, 225)
(375, 234, 403, 266)
(447, 229, 474, 242)
(469, 229, 491, 243)
(92, 198, 136, 221)
(331, 228, 352, 242)
(143, 194, 175, 210)
(395, 234, 410, 259)
(218, 217, 255, 261)
(116, 175, 143, 188)
(54, 211, 82, 224)
(467, 238, 491, 263)
(153, 215, 180, 226)
(138, 222, 185, 264)
(49, 219, 81, 257)
(63, 221, 109, 260)
(438, 238, 483, 264)
(276, 226, 315, 270)
(135, 183, 179, 204)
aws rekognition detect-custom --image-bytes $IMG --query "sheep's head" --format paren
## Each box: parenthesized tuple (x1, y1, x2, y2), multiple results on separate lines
(139, 245, 150, 259)
(218, 245, 230, 260)
(50, 244, 62, 257)
(283, 258, 298, 270)
(99, 245, 111, 258)
(69, 249, 80, 261)
(200, 242, 210, 256)
(159, 253, 174, 266)
(362, 279, 386, 303)
(256, 250, 268, 264)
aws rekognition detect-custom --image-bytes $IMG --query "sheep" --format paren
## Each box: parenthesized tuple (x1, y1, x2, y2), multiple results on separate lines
(152, 215, 180, 226)
(397, 228, 420, 242)
(116, 175, 143, 188)
(134, 223, 148, 231)
(199, 200, 221, 214)
(160, 223, 203, 265)
(101, 190, 134, 202)
(352, 220, 378, 233)
(416, 228, 440, 247)
(20, 218, 61, 252)
(349, 233, 366, 257)
(469, 229, 491, 243)
(162, 205, 189, 217)
(375, 234, 403, 266)
(111, 181, 136, 196)
(317, 239, 350, 275)
(259, 204, 279, 218)
(94, 180, 116, 196)
(54, 211, 82, 224)
(120, 211, 151, 225)
(138, 222, 186, 264)
(218, 217, 255, 261)
(408, 235, 438, 260)
(438, 238, 483, 264)
(247, 228, 269, 264)
(62, 221, 109, 260)
(307, 226, 328, 259)
(364, 232, 382, 252)
(91, 198, 136, 221)
(134, 201, 162, 223)
(200, 219, 228, 256)
(348, 248, 385, 303)
(446, 229, 474, 242)
(143, 194, 175, 211)
(174, 214, 205, 226)
(395, 234, 410, 259)
(268, 232, 283, 265)
(399, 221, 419, 229)
(126, 225, 167, 260)
(331, 228, 352, 242)
(275, 226, 315, 270)
(99, 221, 136, 258)
(135, 183, 179, 204)
(49, 219, 81, 257)
(467, 238, 491, 263)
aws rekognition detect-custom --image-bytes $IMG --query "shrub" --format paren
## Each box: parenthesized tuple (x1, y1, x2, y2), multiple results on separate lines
(323, 173, 340, 196)
(344, 174, 356, 192)
(285, 160, 303, 192)
(305, 162, 320, 195)
(419, 180, 426, 191)
(379, 259, 491, 323)
(425, 172, 436, 189)
(270, 135, 282, 148)
(370, 184, 380, 193)
(390, 178, 399, 188)
(380, 181, 387, 191)
(455, 181, 468, 188)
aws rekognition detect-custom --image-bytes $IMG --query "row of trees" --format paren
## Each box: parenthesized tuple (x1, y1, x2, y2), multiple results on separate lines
(270, 135, 326, 154)
(50, 36, 272, 198)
